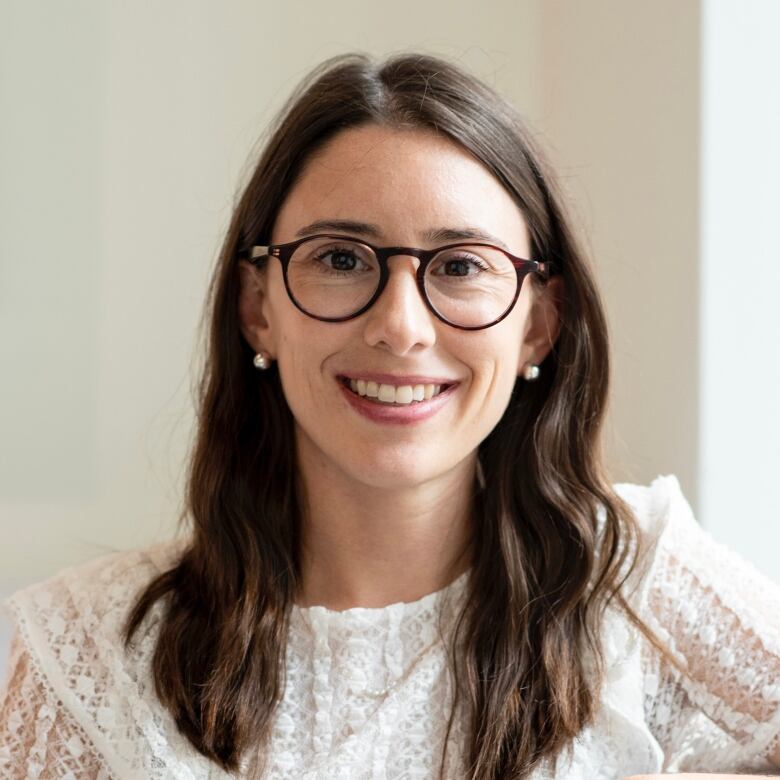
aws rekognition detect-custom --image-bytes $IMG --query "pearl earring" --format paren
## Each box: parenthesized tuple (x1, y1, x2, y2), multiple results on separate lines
(523, 363, 540, 381)
(253, 351, 272, 370)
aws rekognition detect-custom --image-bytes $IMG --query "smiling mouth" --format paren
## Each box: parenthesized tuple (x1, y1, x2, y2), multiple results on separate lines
(338, 377, 452, 405)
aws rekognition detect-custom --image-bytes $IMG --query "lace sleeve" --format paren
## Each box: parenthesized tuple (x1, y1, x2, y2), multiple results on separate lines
(630, 475, 780, 773)
(0, 625, 113, 779)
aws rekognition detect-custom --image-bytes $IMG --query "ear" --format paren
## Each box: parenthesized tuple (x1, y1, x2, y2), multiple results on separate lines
(518, 275, 564, 375)
(237, 259, 276, 358)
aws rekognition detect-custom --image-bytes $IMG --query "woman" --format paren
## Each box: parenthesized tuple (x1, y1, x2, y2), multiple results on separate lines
(2, 52, 780, 779)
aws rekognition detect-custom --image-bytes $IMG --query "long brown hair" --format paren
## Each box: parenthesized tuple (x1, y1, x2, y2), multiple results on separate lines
(124, 52, 682, 778)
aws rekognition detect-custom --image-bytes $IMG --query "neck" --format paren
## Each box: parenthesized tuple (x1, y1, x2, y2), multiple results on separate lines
(294, 433, 477, 611)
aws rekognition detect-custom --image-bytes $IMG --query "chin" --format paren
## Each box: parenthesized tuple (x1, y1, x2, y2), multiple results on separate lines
(341, 452, 445, 491)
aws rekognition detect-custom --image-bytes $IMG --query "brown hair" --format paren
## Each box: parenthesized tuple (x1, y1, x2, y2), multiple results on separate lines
(124, 52, 683, 778)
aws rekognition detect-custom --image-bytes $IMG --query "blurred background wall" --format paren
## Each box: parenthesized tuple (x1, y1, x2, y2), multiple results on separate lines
(2, 0, 778, 672)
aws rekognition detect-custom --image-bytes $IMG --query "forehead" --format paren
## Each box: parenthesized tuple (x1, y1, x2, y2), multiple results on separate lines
(271, 124, 530, 253)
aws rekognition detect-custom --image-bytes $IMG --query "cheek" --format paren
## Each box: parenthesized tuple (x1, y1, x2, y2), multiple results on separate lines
(463, 329, 524, 425)
(274, 320, 350, 415)
(277, 331, 324, 404)
(467, 327, 523, 387)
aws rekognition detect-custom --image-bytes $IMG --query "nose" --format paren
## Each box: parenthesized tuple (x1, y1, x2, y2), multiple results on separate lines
(362, 255, 437, 355)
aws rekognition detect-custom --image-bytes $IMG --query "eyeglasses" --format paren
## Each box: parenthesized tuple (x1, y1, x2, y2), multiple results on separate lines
(239, 233, 559, 331)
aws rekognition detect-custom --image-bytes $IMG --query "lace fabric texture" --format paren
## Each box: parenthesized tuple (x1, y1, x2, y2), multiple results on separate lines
(1, 474, 780, 779)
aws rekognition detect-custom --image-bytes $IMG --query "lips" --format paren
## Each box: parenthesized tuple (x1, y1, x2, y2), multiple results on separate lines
(335, 373, 459, 425)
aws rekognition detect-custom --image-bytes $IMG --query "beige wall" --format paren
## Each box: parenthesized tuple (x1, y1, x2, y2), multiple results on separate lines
(537, 1, 701, 495)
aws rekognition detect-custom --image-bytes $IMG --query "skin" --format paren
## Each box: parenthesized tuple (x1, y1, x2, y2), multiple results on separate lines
(238, 124, 780, 778)
(238, 123, 562, 611)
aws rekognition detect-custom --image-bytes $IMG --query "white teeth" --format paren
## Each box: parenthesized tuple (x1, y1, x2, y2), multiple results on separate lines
(345, 378, 449, 405)
(395, 386, 414, 404)
(377, 384, 396, 403)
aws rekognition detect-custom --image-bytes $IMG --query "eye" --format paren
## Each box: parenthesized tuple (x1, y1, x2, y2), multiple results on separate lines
(430, 253, 490, 277)
(309, 243, 376, 275)
(315, 247, 360, 271)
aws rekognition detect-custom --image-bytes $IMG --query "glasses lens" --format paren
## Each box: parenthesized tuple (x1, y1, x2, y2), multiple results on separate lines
(424, 245, 518, 327)
(287, 237, 380, 318)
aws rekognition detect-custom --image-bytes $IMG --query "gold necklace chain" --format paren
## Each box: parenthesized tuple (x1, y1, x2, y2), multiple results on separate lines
(295, 574, 468, 702)
(348, 636, 444, 699)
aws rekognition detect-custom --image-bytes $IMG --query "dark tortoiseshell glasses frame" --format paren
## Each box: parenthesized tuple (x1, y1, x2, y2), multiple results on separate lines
(238, 233, 560, 331)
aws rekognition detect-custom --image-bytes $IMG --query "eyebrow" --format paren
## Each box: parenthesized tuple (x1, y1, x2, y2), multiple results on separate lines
(294, 219, 510, 251)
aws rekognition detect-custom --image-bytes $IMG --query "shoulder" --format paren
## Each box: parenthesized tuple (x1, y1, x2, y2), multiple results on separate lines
(593, 474, 697, 576)
(610, 473, 705, 579)
(2, 537, 190, 690)
(1, 537, 201, 777)
(612, 473, 695, 541)
(603, 474, 698, 615)
(3, 537, 188, 640)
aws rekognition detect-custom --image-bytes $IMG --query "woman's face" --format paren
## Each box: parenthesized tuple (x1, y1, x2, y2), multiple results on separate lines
(239, 124, 561, 490)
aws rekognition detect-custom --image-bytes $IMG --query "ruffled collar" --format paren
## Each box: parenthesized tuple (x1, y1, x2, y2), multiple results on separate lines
(290, 568, 471, 640)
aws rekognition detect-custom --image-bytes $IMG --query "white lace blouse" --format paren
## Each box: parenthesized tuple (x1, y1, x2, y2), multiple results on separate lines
(2, 475, 780, 779)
